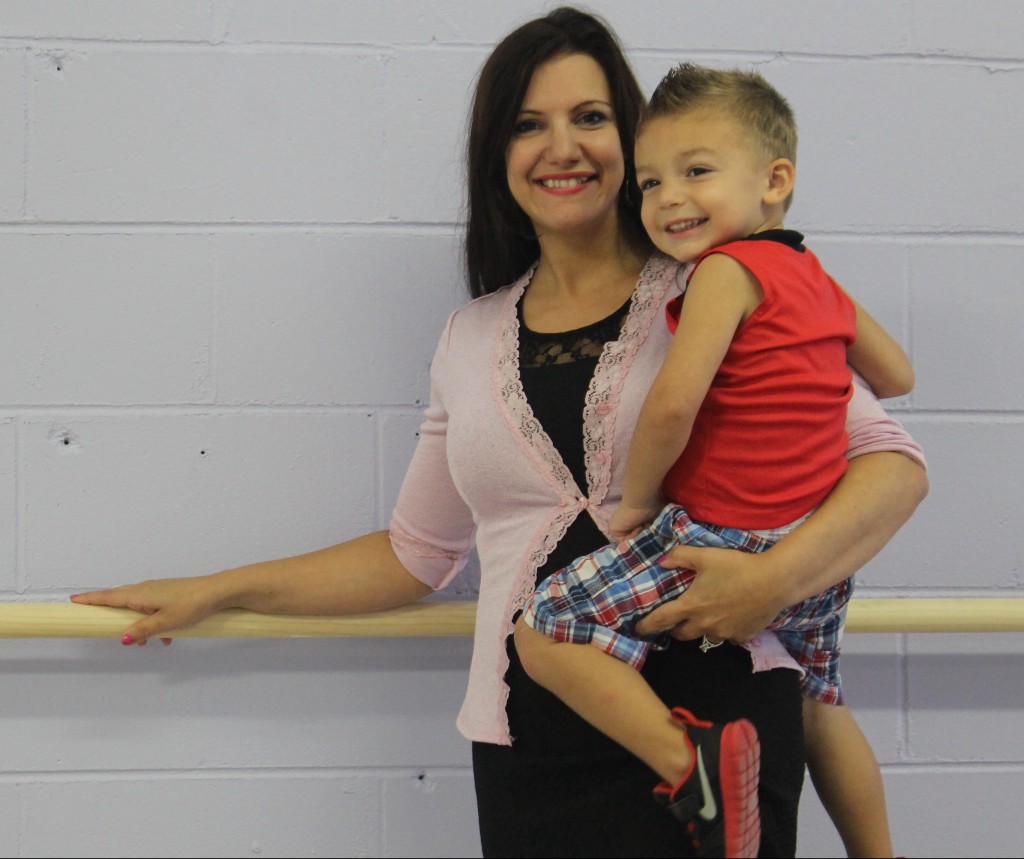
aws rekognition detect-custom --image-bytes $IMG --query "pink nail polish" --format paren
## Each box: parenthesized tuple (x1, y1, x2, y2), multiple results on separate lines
(121, 633, 134, 646)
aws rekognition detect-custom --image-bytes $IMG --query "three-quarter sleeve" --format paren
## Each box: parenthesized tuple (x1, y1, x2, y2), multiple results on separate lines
(845, 372, 926, 468)
(389, 312, 477, 590)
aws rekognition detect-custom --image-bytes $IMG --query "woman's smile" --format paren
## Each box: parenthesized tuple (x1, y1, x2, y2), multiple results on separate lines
(505, 52, 625, 239)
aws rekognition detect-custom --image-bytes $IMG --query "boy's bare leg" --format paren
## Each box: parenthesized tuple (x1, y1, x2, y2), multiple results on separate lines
(513, 617, 693, 784)
(803, 697, 894, 858)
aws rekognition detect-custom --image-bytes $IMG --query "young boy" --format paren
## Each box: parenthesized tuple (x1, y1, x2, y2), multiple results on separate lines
(514, 62, 911, 859)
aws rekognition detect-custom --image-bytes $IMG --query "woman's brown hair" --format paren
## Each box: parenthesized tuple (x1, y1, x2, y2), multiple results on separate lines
(464, 6, 649, 297)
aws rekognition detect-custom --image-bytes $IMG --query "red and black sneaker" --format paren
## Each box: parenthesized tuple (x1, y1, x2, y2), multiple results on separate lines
(652, 707, 761, 858)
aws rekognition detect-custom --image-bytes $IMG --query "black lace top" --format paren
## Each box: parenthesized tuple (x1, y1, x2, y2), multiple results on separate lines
(517, 295, 632, 581)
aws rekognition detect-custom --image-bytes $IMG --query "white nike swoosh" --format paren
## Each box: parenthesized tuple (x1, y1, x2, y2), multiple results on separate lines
(697, 747, 718, 821)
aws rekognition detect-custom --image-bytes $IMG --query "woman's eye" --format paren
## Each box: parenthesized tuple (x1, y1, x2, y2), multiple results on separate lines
(578, 110, 608, 126)
(512, 119, 541, 136)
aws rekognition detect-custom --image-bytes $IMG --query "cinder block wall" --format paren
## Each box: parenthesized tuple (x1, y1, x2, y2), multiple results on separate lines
(0, 2, 1020, 857)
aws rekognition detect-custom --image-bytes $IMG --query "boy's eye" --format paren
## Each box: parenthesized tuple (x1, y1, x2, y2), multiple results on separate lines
(687, 166, 711, 177)
(638, 177, 660, 192)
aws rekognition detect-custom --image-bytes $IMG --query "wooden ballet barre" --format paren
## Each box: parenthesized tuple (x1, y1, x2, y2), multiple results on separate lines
(0, 601, 478, 639)
(0, 598, 1023, 639)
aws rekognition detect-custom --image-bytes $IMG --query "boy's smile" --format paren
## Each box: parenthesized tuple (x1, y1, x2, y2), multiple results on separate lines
(634, 108, 786, 263)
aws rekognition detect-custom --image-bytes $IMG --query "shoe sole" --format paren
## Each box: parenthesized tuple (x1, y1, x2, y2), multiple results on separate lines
(718, 718, 761, 859)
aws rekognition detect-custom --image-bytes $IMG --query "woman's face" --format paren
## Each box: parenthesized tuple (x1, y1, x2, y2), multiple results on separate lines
(505, 53, 626, 242)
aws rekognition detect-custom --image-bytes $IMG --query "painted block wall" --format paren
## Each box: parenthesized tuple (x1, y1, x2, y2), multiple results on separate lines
(0, 1, 1021, 856)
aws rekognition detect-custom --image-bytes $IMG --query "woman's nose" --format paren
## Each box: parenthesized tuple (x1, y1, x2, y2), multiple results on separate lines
(546, 123, 581, 163)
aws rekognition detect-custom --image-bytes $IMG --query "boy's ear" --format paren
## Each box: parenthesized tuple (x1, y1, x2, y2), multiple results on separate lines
(764, 158, 795, 206)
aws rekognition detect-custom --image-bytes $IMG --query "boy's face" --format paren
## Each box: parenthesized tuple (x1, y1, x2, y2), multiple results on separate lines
(634, 108, 781, 263)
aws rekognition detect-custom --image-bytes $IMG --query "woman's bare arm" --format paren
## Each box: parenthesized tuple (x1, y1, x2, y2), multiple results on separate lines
(71, 530, 432, 645)
(634, 452, 928, 643)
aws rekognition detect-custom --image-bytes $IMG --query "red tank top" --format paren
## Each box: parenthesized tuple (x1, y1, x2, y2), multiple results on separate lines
(662, 233, 856, 529)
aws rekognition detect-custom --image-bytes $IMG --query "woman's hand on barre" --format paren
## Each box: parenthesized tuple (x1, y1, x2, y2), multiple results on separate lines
(71, 575, 225, 646)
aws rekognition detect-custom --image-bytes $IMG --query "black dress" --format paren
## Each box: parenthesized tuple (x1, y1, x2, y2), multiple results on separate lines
(471, 298, 806, 858)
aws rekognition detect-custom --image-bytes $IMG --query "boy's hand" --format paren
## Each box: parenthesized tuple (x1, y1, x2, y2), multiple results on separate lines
(608, 502, 662, 543)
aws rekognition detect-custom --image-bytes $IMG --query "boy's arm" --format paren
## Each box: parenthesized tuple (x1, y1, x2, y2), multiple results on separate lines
(611, 255, 761, 537)
(845, 294, 915, 399)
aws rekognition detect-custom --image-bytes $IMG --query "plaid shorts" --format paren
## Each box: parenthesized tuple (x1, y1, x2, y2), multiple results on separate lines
(522, 503, 852, 705)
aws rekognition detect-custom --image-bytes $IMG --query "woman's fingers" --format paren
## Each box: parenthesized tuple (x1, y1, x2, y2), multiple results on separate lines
(116, 609, 179, 646)
(635, 544, 781, 643)
(71, 581, 197, 646)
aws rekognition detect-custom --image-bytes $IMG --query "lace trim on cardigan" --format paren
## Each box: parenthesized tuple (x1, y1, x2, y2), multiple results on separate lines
(496, 268, 580, 505)
(583, 255, 675, 521)
(388, 521, 463, 563)
(491, 255, 678, 744)
(495, 255, 678, 613)
(494, 267, 583, 615)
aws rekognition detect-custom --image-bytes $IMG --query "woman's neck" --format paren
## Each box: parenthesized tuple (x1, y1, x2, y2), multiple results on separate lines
(523, 228, 649, 333)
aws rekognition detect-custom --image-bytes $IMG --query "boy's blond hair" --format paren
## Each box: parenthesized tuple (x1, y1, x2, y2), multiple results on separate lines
(640, 62, 799, 209)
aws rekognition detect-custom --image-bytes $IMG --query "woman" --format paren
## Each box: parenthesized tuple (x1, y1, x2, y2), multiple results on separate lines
(73, 8, 927, 857)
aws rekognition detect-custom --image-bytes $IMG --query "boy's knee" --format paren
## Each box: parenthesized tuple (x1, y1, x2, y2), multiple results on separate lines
(512, 610, 536, 659)
(513, 614, 543, 676)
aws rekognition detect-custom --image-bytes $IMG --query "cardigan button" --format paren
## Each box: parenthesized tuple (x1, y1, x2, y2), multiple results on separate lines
(596, 403, 612, 415)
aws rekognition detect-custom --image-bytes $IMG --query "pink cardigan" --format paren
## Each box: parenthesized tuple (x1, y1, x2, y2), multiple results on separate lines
(389, 254, 926, 746)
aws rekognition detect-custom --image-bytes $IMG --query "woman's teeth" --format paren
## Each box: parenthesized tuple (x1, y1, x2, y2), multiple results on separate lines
(539, 177, 592, 188)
